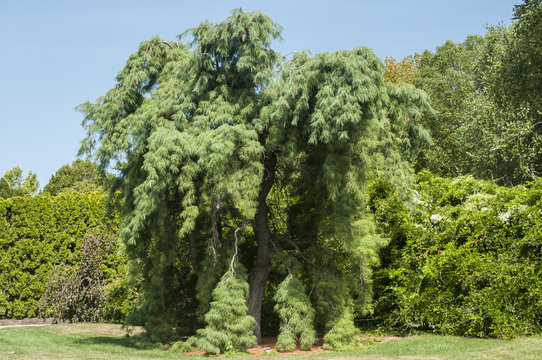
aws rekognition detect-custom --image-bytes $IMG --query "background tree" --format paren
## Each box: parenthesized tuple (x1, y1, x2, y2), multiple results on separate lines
(79, 9, 433, 347)
(0, 167, 39, 198)
(384, 54, 420, 84)
(501, 0, 542, 121)
(43, 159, 109, 195)
(404, 15, 542, 185)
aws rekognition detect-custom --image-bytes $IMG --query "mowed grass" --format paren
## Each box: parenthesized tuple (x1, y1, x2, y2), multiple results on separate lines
(1, 324, 541, 360)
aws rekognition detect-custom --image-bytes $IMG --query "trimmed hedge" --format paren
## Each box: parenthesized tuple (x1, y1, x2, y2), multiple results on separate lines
(371, 173, 542, 338)
(0, 192, 121, 318)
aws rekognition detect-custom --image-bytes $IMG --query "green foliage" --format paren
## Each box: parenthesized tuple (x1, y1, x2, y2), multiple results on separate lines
(384, 54, 420, 84)
(412, 36, 490, 178)
(0, 167, 39, 198)
(40, 227, 116, 322)
(311, 267, 361, 351)
(79, 9, 433, 342)
(372, 173, 542, 338)
(0, 192, 122, 319)
(274, 274, 316, 351)
(187, 269, 257, 355)
(43, 159, 109, 195)
(406, 4, 542, 185)
(103, 276, 138, 323)
(322, 303, 360, 351)
(501, 0, 542, 122)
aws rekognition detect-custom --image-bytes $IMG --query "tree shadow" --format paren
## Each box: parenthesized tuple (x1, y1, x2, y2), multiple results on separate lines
(73, 333, 164, 350)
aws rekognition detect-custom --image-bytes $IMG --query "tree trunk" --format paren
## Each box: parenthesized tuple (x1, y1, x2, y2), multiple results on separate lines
(247, 151, 277, 344)
(188, 232, 200, 276)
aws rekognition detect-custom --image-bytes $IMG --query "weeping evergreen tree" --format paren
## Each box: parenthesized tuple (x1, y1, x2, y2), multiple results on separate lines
(79, 9, 433, 348)
(274, 274, 316, 351)
(187, 266, 257, 354)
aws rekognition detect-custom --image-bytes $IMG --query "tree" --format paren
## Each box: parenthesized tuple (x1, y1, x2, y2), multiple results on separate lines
(274, 274, 316, 351)
(502, 0, 542, 120)
(384, 54, 420, 84)
(408, 17, 542, 186)
(43, 159, 109, 195)
(493, 0, 542, 181)
(185, 267, 257, 354)
(79, 9, 433, 348)
(0, 167, 39, 198)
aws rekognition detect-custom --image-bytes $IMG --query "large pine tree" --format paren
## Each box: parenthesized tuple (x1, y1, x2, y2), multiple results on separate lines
(79, 9, 433, 348)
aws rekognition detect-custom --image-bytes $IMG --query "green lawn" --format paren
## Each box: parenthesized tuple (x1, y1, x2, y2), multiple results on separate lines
(0, 324, 541, 360)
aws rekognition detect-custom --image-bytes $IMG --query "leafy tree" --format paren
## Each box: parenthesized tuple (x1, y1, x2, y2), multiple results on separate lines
(384, 54, 420, 84)
(411, 37, 484, 177)
(410, 20, 542, 185)
(501, 0, 542, 122)
(79, 9, 433, 347)
(0, 167, 39, 198)
(43, 159, 109, 195)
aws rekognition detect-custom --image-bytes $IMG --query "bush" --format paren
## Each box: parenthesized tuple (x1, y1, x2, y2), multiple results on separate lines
(185, 269, 256, 354)
(0, 192, 122, 319)
(274, 275, 316, 351)
(372, 173, 542, 338)
(40, 227, 117, 322)
(103, 277, 138, 323)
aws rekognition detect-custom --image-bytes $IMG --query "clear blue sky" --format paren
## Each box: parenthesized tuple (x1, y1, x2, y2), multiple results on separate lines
(0, 0, 519, 188)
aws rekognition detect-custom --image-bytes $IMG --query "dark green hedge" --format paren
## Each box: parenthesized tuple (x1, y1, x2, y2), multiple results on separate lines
(0, 192, 121, 318)
(371, 173, 542, 338)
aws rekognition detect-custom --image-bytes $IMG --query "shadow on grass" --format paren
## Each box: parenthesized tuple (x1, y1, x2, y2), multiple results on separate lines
(73, 333, 166, 350)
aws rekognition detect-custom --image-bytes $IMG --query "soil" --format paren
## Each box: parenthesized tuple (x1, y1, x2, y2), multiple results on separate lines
(184, 336, 332, 356)
(249, 336, 331, 355)
(185, 335, 402, 356)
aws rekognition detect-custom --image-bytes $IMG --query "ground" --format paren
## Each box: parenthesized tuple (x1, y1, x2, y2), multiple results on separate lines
(0, 322, 541, 359)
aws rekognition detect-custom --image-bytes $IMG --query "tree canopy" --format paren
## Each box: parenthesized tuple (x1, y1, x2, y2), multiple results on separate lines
(0, 167, 39, 199)
(79, 9, 433, 350)
(43, 159, 109, 196)
(384, 0, 542, 186)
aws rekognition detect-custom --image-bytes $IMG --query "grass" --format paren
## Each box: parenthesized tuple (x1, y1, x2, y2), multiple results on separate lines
(0, 324, 541, 360)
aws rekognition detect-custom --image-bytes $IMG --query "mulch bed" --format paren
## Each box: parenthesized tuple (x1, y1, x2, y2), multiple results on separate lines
(185, 335, 401, 356)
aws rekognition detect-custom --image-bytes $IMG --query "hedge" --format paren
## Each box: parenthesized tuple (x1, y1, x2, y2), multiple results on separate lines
(0, 192, 121, 318)
(371, 173, 542, 338)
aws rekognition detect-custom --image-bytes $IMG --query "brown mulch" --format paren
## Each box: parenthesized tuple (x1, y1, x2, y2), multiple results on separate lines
(185, 335, 402, 356)
(247, 336, 332, 355)
(184, 336, 332, 356)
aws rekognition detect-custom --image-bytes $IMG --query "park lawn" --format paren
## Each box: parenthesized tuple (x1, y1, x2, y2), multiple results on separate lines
(0, 324, 541, 360)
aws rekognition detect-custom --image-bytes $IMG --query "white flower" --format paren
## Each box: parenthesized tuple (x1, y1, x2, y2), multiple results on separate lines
(430, 214, 443, 224)
(413, 223, 426, 231)
(499, 211, 511, 223)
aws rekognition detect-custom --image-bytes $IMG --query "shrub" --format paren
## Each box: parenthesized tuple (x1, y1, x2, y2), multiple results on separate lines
(0, 192, 122, 319)
(103, 277, 138, 323)
(184, 268, 256, 354)
(372, 173, 542, 338)
(40, 227, 116, 322)
(274, 275, 316, 351)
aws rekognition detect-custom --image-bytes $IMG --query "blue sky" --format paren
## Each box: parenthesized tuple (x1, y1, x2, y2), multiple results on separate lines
(0, 0, 519, 188)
